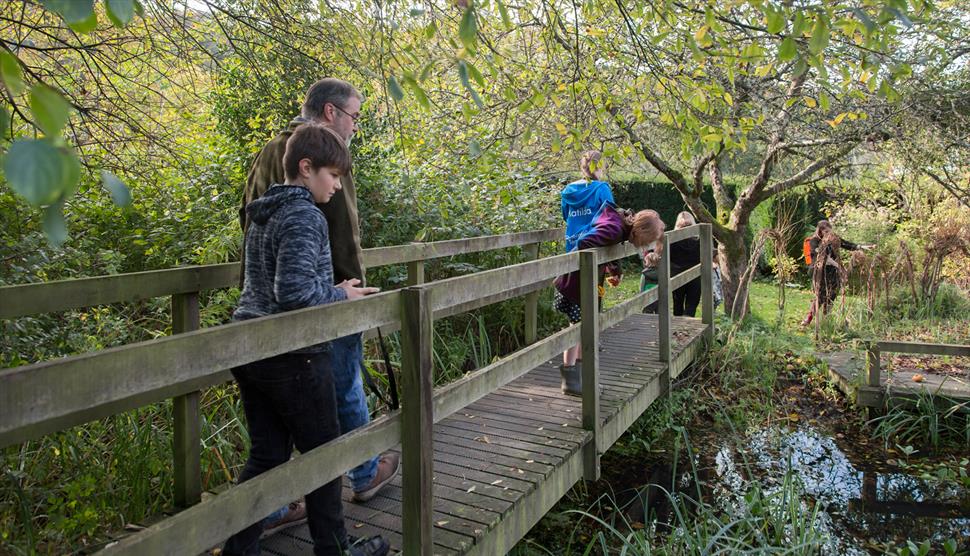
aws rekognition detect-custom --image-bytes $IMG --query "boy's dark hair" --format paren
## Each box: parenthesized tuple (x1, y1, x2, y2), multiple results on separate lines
(283, 124, 352, 181)
(302, 78, 363, 120)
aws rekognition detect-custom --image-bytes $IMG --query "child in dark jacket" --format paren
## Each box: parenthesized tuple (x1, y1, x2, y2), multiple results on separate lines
(553, 206, 665, 395)
(224, 124, 386, 556)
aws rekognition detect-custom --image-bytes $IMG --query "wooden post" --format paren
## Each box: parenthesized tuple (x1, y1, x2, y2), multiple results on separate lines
(172, 292, 201, 508)
(523, 242, 540, 345)
(579, 250, 600, 481)
(658, 235, 672, 365)
(866, 343, 882, 419)
(407, 260, 425, 286)
(699, 224, 714, 343)
(400, 286, 434, 555)
(866, 344, 881, 388)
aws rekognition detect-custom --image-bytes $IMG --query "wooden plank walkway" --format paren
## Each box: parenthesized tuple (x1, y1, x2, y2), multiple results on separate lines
(822, 350, 970, 407)
(258, 314, 709, 555)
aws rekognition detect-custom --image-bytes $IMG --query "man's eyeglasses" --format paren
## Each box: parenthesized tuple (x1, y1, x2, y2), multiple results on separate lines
(331, 103, 361, 123)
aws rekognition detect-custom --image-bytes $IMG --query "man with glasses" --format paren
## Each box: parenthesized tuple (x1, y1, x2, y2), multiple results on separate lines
(239, 78, 398, 553)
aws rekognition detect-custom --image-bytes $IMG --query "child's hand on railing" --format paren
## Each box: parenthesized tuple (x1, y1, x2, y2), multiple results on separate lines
(607, 275, 621, 287)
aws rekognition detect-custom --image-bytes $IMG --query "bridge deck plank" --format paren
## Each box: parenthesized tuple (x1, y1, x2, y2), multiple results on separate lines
(257, 313, 707, 555)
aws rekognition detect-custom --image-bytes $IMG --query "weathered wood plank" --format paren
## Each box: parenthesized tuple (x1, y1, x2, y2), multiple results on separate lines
(699, 224, 714, 338)
(658, 235, 672, 364)
(669, 264, 701, 291)
(1, 229, 563, 320)
(434, 325, 580, 424)
(665, 224, 701, 244)
(171, 292, 202, 509)
(400, 287, 435, 556)
(101, 414, 401, 555)
(875, 340, 970, 357)
(581, 249, 602, 481)
(523, 242, 540, 345)
(0, 291, 400, 447)
(0, 264, 239, 320)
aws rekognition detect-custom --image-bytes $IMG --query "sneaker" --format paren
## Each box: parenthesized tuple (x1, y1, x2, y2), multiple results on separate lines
(348, 535, 390, 556)
(260, 500, 307, 537)
(352, 453, 400, 503)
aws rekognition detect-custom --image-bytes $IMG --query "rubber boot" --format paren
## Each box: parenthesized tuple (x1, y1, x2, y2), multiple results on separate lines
(559, 364, 582, 397)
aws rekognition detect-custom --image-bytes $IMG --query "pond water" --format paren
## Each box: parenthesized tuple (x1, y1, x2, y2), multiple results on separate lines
(625, 425, 969, 554)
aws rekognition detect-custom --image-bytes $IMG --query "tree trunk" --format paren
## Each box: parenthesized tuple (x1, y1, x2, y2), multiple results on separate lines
(717, 228, 750, 319)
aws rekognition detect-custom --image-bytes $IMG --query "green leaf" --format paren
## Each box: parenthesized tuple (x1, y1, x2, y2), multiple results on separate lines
(0, 50, 24, 96)
(387, 76, 405, 102)
(41, 0, 98, 33)
(466, 61, 486, 87)
(41, 0, 95, 24)
(468, 139, 481, 157)
(0, 105, 8, 140)
(766, 9, 785, 34)
(3, 139, 70, 205)
(459, 7, 478, 49)
(101, 171, 132, 206)
(888, 7, 912, 28)
(792, 12, 806, 36)
(409, 7, 426, 17)
(809, 17, 829, 54)
(497, 0, 512, 29)
(851, 8, 875, 33)
(30, 84, 72, 137)
(777, 37, 797, 61)
(106, 0, 136, 27)
(42, 202, 68, 246)
(403, 77, 430, 109)
(458, 62, 484, 109)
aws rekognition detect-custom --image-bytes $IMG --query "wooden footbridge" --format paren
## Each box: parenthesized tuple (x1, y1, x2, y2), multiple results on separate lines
(0, 224, 715, 555)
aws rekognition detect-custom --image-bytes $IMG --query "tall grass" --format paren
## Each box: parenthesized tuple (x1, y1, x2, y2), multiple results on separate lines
(871, 390, 970, 453)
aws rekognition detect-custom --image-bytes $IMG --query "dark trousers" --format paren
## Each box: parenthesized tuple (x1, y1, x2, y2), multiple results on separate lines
(223, 351, 347, 556)
(673, 277, 701, 317)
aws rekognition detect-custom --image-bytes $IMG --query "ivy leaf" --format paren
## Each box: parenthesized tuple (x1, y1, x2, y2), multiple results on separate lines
(387, 76, 405, 102)
(3, 139, 69, 205)
(42, 202, 68, 246)
(30, 84, 73, 137)
(778, 37, 797, 61)
(809, 17, 829, 55)
(101, 171, 132, 206)
(0, 50, 25, 96)
(106, 0, 136, 27)
(459, 6, 478, 49)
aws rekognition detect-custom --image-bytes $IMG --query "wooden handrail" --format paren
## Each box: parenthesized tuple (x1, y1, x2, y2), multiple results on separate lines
(0, 228, 563, 319)
(1, 224, 714, 555)
(872, 340, 970, 357)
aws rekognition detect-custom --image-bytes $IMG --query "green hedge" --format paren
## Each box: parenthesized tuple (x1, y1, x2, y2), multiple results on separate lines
(610, 179, 827, 269)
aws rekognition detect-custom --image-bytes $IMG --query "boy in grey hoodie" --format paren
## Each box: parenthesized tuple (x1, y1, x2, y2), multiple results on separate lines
(223, 124, 386, 556)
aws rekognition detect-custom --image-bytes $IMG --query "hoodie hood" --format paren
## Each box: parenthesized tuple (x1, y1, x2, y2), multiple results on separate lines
(561, 179, 615, 252)
(562, 180, 611, 211)
(246, 185, 314, 226)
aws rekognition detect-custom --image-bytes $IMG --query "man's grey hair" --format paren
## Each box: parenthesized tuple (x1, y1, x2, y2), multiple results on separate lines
(301, 78, 363, 120)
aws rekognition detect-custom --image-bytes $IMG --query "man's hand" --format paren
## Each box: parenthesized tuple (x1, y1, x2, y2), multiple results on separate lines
(337, 278, 381, 300)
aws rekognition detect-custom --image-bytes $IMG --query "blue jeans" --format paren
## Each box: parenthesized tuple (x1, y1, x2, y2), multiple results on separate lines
(326, 333, 378, 491)
(223, 351, 347, 556)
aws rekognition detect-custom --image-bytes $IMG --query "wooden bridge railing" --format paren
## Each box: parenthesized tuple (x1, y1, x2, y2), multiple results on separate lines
(0, 224, 713, 555)
(0, 228, 559, 507)
(864, 340, 970, 391)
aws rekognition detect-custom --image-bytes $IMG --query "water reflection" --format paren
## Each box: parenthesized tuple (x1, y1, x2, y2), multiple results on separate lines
(714, 426, 970, 551)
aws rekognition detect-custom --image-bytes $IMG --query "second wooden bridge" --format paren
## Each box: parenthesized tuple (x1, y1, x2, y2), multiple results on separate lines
(0, 224, 715, 555)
